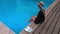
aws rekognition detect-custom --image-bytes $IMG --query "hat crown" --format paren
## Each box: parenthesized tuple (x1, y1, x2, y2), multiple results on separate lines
(40, 1, 44, 5)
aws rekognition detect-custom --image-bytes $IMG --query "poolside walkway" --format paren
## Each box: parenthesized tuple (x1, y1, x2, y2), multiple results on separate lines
(0, 22, 15, 34)
(32, 0, 60, 34)
(20, 0, 60, 34)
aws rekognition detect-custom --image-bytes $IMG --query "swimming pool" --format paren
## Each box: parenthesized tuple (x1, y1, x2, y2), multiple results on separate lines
(0, 0, 54, 34)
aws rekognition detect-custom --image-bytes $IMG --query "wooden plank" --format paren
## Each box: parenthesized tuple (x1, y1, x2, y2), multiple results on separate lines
(39, 5, 59, 34)
(58, 28, 60, 34)
(32, 2, 58, 34)
(53, 14, 60, 34)
(46, 9, 60, 34)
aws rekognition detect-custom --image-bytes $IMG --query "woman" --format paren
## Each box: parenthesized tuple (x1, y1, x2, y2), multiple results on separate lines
(29, 1, 45, 24)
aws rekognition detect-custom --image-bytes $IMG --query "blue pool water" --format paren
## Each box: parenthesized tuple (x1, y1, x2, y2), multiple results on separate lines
(0, 0, 54, 34)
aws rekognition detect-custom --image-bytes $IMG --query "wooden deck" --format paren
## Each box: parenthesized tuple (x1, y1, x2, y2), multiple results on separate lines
(32, 0, 60, 34)
(20, 0, 60, 34)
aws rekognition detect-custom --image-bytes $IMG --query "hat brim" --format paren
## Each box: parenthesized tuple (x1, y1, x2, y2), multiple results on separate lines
(40, 3, 44, 6)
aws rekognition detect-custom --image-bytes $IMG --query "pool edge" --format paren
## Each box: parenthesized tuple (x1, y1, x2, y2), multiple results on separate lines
(0, 21, 16, 34)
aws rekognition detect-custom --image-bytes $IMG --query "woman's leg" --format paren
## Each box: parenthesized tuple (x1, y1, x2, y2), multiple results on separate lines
(28, 16, 37, 22)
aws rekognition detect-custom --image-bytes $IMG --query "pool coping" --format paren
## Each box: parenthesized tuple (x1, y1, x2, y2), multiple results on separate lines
(20, 0, 59, 34)
(0, 21, 16, 34)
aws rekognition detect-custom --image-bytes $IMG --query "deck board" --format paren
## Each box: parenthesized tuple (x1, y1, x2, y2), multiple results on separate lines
(46, 8, 60, 34)
(52, 15, 60, 34)
(39, 6, 59, 34)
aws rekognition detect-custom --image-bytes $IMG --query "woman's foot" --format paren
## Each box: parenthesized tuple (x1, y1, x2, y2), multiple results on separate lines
(28, 16, 37, 22)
